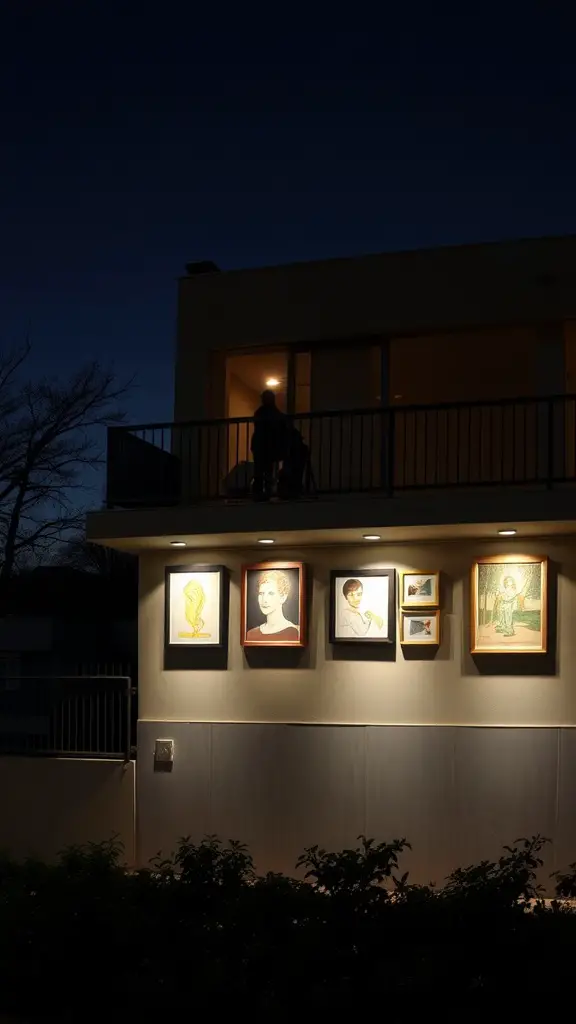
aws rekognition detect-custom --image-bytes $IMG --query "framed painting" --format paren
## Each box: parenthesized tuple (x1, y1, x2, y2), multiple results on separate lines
(329, 569, 396, 644)
(165, 564, 228, 651)
(241, 562, 307, 647)
(400, 571, 440, 608)
(400, 609, 441, 645)
(471, 555, 548, 654)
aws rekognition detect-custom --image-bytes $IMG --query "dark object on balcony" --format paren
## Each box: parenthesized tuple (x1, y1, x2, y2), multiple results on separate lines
(107, 431, 181, 508)
(223, 460, 254, 498)
(278, 429, 312, 500)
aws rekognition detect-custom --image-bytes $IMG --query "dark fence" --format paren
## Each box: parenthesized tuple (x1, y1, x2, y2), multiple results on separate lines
(106, 393, 576, 507)
(0, 675, 134, 760)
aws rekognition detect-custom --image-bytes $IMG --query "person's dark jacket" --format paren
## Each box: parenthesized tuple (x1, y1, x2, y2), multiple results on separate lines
(251, 405, 288, 463)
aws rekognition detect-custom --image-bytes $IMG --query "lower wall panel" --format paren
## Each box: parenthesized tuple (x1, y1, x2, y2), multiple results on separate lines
(0, 757, 136, 864)
(137, 722, 576, 888)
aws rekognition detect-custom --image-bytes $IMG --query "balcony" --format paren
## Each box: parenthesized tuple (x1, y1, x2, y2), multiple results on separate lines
(106, 394, 576, 511)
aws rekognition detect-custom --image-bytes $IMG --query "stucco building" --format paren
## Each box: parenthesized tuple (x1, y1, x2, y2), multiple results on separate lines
(85, 235, 576, 881)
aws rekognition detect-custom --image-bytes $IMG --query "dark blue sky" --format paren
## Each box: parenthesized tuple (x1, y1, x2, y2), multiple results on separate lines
(2, 5, 575, 425)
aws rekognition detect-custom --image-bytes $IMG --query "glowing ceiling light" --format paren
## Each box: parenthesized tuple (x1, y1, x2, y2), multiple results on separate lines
(265, 377, 280, 388)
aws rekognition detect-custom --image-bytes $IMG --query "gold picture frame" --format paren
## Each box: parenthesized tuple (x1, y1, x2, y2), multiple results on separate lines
(471, 554, 548, 654)
(241, 561, 307, 647)
(400, 571, 440, 608)
(400, 609, 440, 645)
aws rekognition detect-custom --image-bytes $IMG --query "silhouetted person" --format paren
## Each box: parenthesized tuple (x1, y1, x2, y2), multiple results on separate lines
(251, 390, 288, 500)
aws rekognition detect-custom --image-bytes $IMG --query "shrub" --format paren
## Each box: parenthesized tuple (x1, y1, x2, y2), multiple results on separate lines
(0, 832, 575, 1011)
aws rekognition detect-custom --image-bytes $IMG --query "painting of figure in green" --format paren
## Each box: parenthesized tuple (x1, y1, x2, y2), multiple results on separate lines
(471, 556, 547, 653)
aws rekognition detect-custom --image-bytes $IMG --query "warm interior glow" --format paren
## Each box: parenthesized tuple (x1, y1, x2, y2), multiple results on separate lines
(226, 352, 288, 421)
(363, 534, 381, 541)
(498, 529, 517, 536)
(265, 377, 280, 388)
(258, 538, 275, 545)
(170, 540, 187, 547)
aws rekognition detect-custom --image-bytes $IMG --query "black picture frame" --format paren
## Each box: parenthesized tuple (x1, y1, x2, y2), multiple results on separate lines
(164, 564, 229, 670)
(329, 569, 396, 645)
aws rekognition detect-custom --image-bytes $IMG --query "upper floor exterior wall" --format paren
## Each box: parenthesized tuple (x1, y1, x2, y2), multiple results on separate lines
(175, 235, 576, 422)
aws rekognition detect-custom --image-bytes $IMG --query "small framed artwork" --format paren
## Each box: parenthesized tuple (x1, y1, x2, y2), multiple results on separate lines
(471, 554, 548, 654)
(165, 564, 228, 650)
(401, 571, 439, 608)
(400, 610, 440, 645)
(241, 562, 307, 647)
(329, 569, 396, 644)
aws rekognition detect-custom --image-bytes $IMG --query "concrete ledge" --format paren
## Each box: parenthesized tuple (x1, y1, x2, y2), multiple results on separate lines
(88, 488, 576, 551)
(0, 757, 136, 864)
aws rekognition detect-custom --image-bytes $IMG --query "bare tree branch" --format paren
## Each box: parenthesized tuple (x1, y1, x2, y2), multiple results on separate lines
(0, 346, 133, 580)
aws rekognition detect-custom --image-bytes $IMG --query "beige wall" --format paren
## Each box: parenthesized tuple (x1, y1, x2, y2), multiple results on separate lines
(0, 758, 136, 863)
(136, 721, 576, 885)
(139, 536, 573, 727)
(226, 372, 260, 419)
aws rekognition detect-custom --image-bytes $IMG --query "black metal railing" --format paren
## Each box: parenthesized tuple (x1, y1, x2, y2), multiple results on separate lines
(0, 675, 134, 761)
(106, 393, 576, 508)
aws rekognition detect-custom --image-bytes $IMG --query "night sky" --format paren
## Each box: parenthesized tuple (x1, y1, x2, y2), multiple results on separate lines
(2, 5, 575, 427)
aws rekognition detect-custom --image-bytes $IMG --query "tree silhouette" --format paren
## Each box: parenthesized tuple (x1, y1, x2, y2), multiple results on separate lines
(0, 344, 131, 580)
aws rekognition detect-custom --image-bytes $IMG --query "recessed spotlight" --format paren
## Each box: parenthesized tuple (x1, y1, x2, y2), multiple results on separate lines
(170, 540, 187, 547)
(258, 538, 275, 545)
(265, 377, 279, 388)
(363, 534, 381, 541)
(498, 529, 517, 537)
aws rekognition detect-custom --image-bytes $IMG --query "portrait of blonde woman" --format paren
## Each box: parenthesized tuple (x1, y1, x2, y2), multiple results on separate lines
(242, 563, 306, 647)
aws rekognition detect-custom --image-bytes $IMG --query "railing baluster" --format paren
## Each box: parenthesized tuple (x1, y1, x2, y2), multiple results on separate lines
(422, 409, 426, 485)
(547, 397, 555, 487)
(197, 425, 202, 499)
(387, 408, 395, 494)
(104, 690, 108, 753)
(369, 412, 375, 489)
(409, 409, 414, 485)
(500, 407, 505, 482)
(522, 403, 526, 481)
(339, 412, 344, 491)
(205, 424, 211, 497)
(359, 413, 364, 490)
(398, 410, 404, 486)
(315, 417, 319, 493)
(479, 407, 484, 482)
(511, 402, 517, 481)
